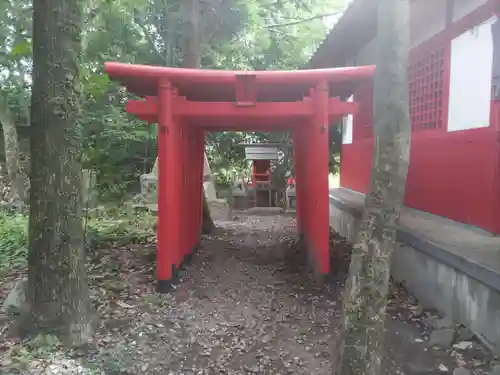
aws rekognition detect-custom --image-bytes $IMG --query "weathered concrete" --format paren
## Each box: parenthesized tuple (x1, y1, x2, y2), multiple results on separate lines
(203, 154, 217, 202)
(141, 153, 218, 204)
(329, 188, 500, 354)
(208, 199, 232, 221)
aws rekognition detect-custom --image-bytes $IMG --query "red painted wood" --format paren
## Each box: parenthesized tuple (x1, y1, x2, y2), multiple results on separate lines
(235, 74, 257, 106)
(292, 128, 302, 233)
(353, 82, 373, 140)
(408, 45, 447, 133)
(301, 124, 311, 248)
(180, 124, 187, 258)
(329, 98, 359, 116)
(190, 128, 204, 248)
(190, 128, 200, 250)
(340, 139, 373, 194)
(126, 98, 358, 121)
(337, 0, 500, 234)
(340, 128, 500, 233)
(105, 62, 375, 100)
(196, 129, 205, 241)
(186, 127, 193, 252)
(405, 129, 500, 233)
(157, 79, 175, 282)
(252, 160, 271, 187)
(191, 128, 200, 250)
(107, 63, 375, 288)
(184, 125, 189, 256)
(310, 82, 330, 274)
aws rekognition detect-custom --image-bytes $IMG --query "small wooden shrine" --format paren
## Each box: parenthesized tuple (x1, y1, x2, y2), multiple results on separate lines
(232, 143, 280, 209)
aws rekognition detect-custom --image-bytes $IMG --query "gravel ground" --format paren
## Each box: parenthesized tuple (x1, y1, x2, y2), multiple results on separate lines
(1, 212, 495, 374)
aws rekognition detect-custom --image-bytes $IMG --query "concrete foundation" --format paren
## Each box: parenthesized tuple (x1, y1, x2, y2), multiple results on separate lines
(329, 188, 500, 354)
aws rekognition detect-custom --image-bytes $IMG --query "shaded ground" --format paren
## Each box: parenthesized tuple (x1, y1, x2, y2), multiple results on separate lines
(0, 211, 496, 374)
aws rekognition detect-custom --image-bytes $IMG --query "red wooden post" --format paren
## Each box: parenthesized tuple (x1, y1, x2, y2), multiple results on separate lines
(157, 79, 182, 292)
(195, 128, 205, 242)
(180, 123, 189, 260)
(292, 128, 302, 236)
(309, 81, 330, 274)
(189, 126, 202, 253)
(186, 127, 195, 253)
(302, 121, 311, 250)
(156, 79, 172, 291)
(179, 124, 185, 262)
(105, 62, 375, 288)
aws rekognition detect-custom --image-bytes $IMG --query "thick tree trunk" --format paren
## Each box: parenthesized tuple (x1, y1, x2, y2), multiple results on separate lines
(181, 0, 215, 234)
(336, 0, 410, 374)
(27, 0, 92, 346)
(0, 96, 27, 202)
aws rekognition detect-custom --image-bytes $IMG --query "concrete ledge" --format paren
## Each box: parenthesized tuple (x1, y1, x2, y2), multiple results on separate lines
(329, 188, 500, 354)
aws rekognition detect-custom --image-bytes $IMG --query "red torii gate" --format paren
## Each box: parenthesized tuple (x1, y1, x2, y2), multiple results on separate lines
(105, 62, 375, 292)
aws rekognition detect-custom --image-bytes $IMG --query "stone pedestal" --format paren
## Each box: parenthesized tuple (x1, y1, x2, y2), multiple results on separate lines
(208, 199, 232, 221)
(140, 172, 158, 204)
(138, 154, 230, 220)
(230, 178, 248, 210)
(203, 156, 217, 201)
(286, 187, 296, 211)
(231, 190, 248, 210)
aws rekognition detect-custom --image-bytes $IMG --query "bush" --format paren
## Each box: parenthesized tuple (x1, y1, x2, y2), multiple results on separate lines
(86, 206, 156, 247)
(0, 206, 157, 272)
(0, 211, 28, 270)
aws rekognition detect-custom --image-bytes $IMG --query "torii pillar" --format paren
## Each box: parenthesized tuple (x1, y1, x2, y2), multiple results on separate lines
(104, 61, 373, 292)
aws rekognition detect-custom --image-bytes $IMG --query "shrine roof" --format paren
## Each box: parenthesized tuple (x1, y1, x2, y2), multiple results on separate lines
(104, 62, 375, 102)
(237, 143, 289, 147)
(307, 0, 376, 69)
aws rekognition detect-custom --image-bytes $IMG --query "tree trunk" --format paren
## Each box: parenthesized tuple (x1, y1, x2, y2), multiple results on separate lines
(27, 0, 93, 346)
(181, 0, 201, 68)
(0, 95, 27, 202)
(181, 0, 215, 234)
(336, 0, 410, 374)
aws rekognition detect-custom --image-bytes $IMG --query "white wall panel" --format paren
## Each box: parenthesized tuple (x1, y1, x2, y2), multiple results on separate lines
(448, 17, 496, 132)
(342, 96, 354, 144)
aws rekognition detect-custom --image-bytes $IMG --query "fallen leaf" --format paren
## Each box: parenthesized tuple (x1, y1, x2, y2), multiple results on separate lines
(117, 301, 135, 309)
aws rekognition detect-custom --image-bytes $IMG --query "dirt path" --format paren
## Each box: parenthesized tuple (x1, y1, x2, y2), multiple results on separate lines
(83, 212, 492, 375)
(1, 212, 494, 374)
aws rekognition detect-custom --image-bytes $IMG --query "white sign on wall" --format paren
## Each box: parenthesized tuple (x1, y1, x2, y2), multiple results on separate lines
(342, 95, 354, 144)
(447, 17, 496, 132)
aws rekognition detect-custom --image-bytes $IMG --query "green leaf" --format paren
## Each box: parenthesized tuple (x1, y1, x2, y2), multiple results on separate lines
(10, 41, 32, 57)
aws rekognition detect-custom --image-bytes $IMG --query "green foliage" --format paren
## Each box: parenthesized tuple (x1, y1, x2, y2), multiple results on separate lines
(0, 0, 347, 200)
(3, 334, 63, 373)
(0, 207, 157, 272)
(0, 211, 27, 270)
(10, 40, 32, 58)
(81, 101, 157, 200)
(86, 206, 157, 247)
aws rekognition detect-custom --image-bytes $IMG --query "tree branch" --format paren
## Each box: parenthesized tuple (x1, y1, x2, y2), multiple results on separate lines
(263, 11, 343, 28)
(132, 11, 166, 65)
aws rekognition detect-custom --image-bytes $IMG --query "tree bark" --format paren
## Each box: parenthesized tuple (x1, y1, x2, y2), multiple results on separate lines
(181, 0, 215, 234)
(0, 95, 27, 202)
(336, 0, 410, 374)
(27, 0, 93, 346)
(181, 0, 202, 68)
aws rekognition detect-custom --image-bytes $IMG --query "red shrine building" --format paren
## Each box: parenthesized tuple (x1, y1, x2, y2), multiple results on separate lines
(311, 0, 500, 234)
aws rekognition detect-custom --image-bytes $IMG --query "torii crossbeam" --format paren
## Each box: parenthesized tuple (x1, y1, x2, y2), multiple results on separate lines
(105, 62, 375, 292)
